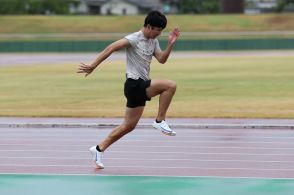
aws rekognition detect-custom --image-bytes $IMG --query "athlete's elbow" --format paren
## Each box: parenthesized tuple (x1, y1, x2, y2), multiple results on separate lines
(160, 60, 167, 64)
(157, 56, 167, 64)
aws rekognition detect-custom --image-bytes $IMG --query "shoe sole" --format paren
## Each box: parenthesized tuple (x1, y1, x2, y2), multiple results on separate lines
(152, 125, 176, 136)
(95, 163, 104, 169)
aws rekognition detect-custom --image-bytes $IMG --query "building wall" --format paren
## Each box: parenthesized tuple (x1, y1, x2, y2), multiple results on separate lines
(69, 1, 89, 14)
(101, 1, 138, 15)
(245, 0, 278, 14)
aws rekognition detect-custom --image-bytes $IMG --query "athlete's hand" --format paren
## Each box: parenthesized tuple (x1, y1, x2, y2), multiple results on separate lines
(77, 62, 96, 77)
(168, 27, 180, 45)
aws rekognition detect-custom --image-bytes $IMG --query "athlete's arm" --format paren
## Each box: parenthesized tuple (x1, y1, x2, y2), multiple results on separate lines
(77, 38, 130, 77)
(154, 27, 180, 64)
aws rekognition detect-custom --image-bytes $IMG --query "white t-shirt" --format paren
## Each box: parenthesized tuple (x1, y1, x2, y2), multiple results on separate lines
(124, 31, 161, 81)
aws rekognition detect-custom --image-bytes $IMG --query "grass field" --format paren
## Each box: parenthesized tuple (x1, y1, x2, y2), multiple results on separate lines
(0, 54, 293, 118)
(1, 14, 294, 40)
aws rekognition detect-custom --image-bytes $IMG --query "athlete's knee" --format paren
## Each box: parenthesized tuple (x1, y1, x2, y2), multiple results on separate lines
(168, 80, 177, 93)
(122, 123, 136, 133)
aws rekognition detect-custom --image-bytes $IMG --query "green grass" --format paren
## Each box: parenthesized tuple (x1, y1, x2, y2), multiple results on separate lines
(1, 14, 294, 40)
(0, 55, 294, 118)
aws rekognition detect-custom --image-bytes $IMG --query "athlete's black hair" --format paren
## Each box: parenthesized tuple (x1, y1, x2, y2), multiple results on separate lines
(144, 10, 167, 29)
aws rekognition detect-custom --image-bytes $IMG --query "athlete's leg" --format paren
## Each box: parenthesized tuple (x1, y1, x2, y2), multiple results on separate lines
(146, 79, 176, 121)
(98, 106, 145, 151)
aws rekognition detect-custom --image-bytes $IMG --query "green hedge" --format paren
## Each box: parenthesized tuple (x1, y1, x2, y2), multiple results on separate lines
(1, 39, 294, 52)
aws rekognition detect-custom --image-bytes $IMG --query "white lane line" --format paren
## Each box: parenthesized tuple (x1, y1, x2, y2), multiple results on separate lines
(0, 149, 293, 156)
(101, 151, 294, 156)
(0, 156, 293, 164)
(1, 138, 294, 145)
(0, 144, 293, 150)
(0, 156, 88, 159)
(106, 158, 294, 164)
(1, 123, 294, 129)
(1, 129, 294, 135)
(0, 143, 90, 147)
(1, 127, 294, 132)
(1, 133, 294, 139)
(1, 172, 293, 180)
(0, 164, 294, 171)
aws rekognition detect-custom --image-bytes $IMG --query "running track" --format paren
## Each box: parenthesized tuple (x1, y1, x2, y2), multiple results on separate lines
(1, 120, 294, 178)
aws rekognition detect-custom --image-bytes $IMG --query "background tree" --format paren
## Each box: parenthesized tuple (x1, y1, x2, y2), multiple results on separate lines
(276, 0, 294, 12)
(178, 0, 220, 14)
(0, 0, 27, 14)
(202, 0, 220, 13)
(0, 0, 77, 14)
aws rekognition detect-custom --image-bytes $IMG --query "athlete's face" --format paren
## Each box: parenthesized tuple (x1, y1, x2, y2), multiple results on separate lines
(148, 25, 163, 39)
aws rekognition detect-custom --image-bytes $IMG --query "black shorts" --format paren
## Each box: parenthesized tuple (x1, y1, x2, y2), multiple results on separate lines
(124, 78, 151, 108)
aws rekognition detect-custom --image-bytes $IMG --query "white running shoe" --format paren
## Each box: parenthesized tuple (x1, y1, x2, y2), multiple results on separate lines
(89, 146, 104, 169)
(152, 120, 176, 136)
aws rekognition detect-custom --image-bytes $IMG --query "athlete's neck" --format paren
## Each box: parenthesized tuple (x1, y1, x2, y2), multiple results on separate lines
(141, 27, 151, 39)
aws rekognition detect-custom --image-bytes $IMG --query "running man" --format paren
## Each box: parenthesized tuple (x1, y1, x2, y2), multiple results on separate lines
(77, 10, 180, 169)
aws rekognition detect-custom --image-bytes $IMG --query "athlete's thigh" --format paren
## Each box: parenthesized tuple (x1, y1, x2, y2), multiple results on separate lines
(146, 79, 173, 98)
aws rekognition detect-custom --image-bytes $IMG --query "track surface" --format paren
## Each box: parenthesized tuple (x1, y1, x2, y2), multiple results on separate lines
(1, 125, 294, 178)
(1, 118, 294, 194)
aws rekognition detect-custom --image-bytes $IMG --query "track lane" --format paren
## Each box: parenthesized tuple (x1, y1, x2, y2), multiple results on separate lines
(0, 126, 294, 178)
